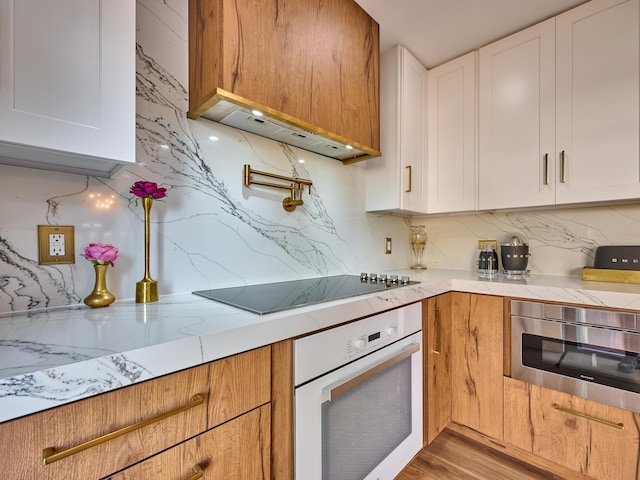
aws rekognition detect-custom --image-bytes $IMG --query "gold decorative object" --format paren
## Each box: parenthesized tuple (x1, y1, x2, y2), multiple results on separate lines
(410, 225, 427, 270)
(136, 197, 158, 303)
(243, 164, 312, 211)
(582, 266, 640, 285)
(84, 264, 115, 308)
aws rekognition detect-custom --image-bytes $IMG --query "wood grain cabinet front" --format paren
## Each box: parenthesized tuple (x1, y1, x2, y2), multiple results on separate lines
(504, 377, 640, 480)
(451, 293, 504, 440)
(106, 405, 271, 480)
(423, 295, 452, 445)
(0, 346, 271, 480)
(188, 0, 380, 162)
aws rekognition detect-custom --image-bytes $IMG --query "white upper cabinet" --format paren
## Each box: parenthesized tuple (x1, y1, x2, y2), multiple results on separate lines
(555, 0, 640, 204)
(0, 0, 135, 177)
(366, 45, 428, 215)
(479, 0, 640, 210)
(427, 52, 477, 213)
(478, 19, 556, 211)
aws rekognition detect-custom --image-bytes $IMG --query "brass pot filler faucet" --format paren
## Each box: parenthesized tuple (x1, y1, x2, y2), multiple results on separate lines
(243, 164, 313, 212)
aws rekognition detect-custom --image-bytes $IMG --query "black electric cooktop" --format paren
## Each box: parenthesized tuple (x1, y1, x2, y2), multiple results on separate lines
(193, 274, 418, 315)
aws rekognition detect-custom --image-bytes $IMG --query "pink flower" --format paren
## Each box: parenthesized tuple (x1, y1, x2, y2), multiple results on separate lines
(82, 243, 119, 267)
(130, 181, 167, 199)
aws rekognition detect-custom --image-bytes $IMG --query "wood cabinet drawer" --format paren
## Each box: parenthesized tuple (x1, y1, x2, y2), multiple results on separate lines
(208, 344, 271, 428)
(504, 377, 640, 480)
(107, 405, 271, 480)
(0, 346, 271, 479)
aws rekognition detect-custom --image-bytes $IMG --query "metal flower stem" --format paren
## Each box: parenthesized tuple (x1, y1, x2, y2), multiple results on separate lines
(136, 196, 158, 303)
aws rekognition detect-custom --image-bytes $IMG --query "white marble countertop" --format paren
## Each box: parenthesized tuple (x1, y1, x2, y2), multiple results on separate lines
(2, 268, 640, 423)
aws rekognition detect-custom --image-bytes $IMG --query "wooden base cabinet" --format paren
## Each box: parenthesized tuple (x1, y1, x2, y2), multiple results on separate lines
(423, 295, 452, 445)
(107, 405, 271, 479)
(0, 346, 271, 480)
(504, 377, 640, 480)
(451, 293, 504, 440)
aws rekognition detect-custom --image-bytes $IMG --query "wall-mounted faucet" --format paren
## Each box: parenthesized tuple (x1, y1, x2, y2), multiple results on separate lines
(243, 164, 312, 212)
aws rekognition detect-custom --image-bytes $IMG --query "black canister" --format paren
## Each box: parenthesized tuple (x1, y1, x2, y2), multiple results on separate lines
(478, 244, 498, 276)
(501, 234, 529, 274)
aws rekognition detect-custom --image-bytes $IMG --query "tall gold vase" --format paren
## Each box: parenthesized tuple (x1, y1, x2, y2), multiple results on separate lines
(84, 264, 115, 308)
(136, 197, 158, 303)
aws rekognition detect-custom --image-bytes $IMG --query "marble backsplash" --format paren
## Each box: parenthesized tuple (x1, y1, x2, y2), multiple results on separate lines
(415, 204, 640, 277)
(0, 0, 411, 315)
(1, 0, 639, 315)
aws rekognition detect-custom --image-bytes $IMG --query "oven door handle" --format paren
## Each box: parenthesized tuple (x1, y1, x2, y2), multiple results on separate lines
(325, 343, 420, 401)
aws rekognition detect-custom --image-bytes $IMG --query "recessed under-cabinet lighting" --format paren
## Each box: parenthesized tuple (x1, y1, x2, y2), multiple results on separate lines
(345, 144, 353, 150)
(298, 159, 305, 164)
(251, 109, 264, 117)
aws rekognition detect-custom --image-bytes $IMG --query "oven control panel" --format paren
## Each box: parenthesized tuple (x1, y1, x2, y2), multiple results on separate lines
(348, 326, 398, 356)
(294, 302, 422, 386)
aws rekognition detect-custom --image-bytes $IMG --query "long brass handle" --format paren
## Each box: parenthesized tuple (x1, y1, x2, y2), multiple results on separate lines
(543, 153, 550, 185)
(560, 151, 567, 183)
(432, 308, 441, 355)
(405, 165, 412, 193)
(185, 465, 204, 480)
(43, 394, 206, 465)
(328, 343, 420, 400)
(552, 403, 624, 430)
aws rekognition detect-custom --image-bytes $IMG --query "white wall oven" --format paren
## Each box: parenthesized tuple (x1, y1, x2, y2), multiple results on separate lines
(294, 303, 422, 480)
(512, 300, 640, 413)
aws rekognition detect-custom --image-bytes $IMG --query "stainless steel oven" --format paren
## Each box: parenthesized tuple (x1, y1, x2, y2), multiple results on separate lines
(294, 303, 422, 480)
(511, 300, 640, 412)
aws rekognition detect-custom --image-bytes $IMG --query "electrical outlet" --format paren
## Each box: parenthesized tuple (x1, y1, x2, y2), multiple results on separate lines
(38, 225, 75, 265)
(385, 237, 392, 254)
(49, 234, 65, 256)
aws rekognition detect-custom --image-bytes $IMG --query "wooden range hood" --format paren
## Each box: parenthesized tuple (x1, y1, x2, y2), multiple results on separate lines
(188, 0, 381, 164)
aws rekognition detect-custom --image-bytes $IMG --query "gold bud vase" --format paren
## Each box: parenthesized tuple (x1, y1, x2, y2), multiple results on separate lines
(84, 264, 116, 308)
(136, 196, 158, 303)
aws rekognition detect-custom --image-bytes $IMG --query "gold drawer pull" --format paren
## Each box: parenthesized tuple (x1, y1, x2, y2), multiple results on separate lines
(432, 307, 441, 355)
(185, 464, 204, 480)
(552, 403, 624, 430)
(560, 150, 567, 183)
(43, 394, 205, 465)
(405, 165, 412, 192)
(543, 153, 550, 185)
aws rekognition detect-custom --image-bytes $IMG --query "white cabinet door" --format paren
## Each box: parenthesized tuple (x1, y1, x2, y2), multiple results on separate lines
(478, 19, 556, 210)
(427, 52, 477, 213)
(0, 0, 135, 177)
(555, 0, 640, 204)
(366, 45, 428, 215)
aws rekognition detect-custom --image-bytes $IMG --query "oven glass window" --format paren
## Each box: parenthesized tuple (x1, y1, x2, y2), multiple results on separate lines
(522, 333, 640, 392)
(321, 356, 412, 480)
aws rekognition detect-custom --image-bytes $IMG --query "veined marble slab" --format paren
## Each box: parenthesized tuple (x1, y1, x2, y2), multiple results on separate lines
(1, 269, 640, 423)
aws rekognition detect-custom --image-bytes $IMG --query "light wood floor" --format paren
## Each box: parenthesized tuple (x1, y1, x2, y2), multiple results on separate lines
(395, 429, 567, 480)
